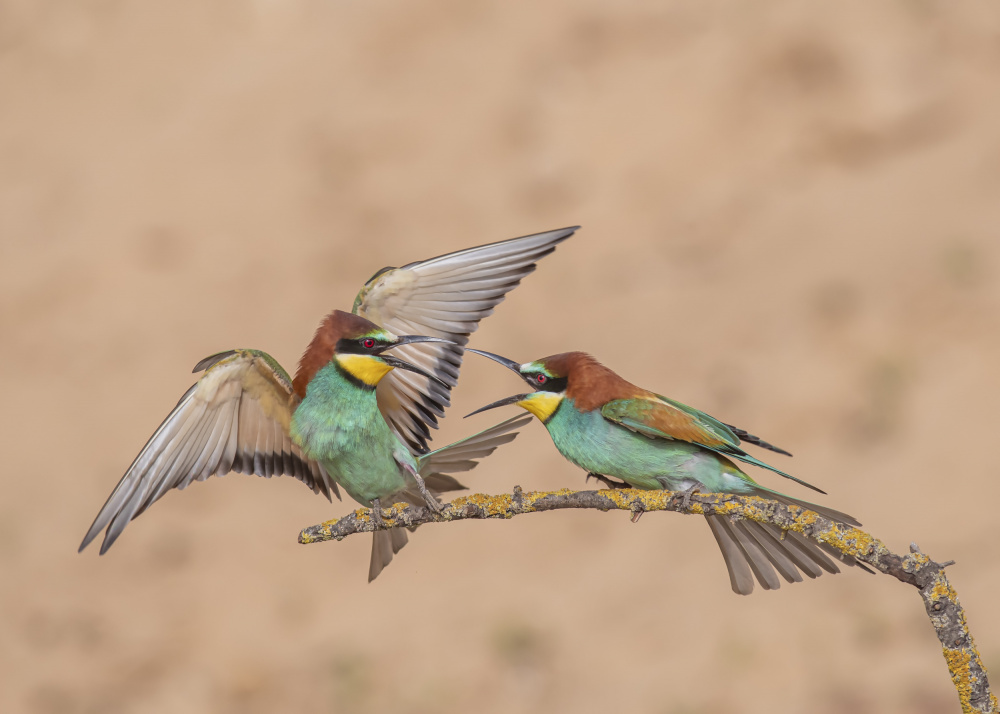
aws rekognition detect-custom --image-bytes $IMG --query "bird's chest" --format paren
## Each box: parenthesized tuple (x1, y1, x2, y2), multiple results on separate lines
(290, 368, 411, 504)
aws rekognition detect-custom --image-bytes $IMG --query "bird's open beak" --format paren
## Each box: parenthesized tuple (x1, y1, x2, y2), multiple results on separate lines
(465, 392, 532, 418)
(379, 354, 451, 389)
(465, 348, 523, 374)
(376, 334, 455, 388)
(464, 348, 531, 417)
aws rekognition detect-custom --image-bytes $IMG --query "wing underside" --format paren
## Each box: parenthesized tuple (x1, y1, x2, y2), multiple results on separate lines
(80, 350, 338, 555)
(355, 226, 578, 452)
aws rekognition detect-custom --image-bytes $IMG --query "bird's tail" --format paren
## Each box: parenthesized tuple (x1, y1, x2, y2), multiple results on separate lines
(367, 414, 531, 581)
(759, 488, 861, 527)
(704, 489, 865, 595)
(368, 528, 409, 582)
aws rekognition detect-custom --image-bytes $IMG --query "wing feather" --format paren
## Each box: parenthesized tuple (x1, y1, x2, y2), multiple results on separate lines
(601, 396, 824, 493)
(80, 349, 340, 555)
(601, 397, 738, 448)
(190, 398, 233, 482)
(355, 227, 577, 452)
(419, 414, 532, 475)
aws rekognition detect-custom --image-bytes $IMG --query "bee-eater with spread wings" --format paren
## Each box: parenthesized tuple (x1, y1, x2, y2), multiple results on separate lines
(466, 349, 864, 595)
(80, 227, 576, 580)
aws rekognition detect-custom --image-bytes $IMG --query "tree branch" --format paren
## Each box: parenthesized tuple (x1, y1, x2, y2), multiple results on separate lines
(299, 486, 997, 714)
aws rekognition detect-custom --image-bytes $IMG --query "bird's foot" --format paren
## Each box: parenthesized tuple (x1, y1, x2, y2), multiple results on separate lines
(586, 472, 629, 490)
(413, 473, 444, 514)
(670, 485, 701, 510)
(370, 498, 388, 529)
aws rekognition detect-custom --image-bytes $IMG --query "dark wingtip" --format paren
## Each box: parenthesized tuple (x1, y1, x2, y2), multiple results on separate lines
(192, 350, 238, 373)
(724, 423, 794, 457)
(801, 481, 827, 495)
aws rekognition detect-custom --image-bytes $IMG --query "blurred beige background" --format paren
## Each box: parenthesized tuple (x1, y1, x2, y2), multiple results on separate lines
(3, 1, 1000, 713)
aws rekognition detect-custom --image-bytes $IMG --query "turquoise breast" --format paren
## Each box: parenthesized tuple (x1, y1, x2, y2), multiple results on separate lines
(290, 363, 415, 505)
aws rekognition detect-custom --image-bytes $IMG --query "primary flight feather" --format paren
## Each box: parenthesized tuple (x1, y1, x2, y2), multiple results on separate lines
(80, 227, 577, 578)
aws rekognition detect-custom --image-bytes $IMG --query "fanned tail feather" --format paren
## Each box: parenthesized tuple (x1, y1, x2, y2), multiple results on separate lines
(762, 490, 861, 528)
(368, 528, 409, 582)
(704, 499, 864, 595)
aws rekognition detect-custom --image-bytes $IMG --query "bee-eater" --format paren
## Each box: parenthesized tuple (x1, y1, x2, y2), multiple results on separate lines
(466, 350, 863, 595)
(80, 227, 575, 579)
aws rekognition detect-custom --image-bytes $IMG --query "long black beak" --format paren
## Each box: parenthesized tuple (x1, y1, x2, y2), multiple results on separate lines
(465, 393, 531, 418)
(378, 334, 454, 352)
(465, 348, 523, 374)
(380, 355, 451, 389)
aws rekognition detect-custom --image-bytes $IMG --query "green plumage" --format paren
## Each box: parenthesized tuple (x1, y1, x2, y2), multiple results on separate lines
(291, 360, 530, 581)
(550, 399, 759, 494)
(535, 396, 861, 594)
(651, 394, 740, 445)
(600, 395, 824, 493)
(292, 363, 416, 506)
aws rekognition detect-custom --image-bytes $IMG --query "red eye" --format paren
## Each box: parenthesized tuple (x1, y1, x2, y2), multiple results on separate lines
(536, 374, 547, 384)
(363, 338, 376, 349)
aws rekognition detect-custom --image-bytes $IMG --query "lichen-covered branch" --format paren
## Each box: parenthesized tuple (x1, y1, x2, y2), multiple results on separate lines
(299, 486, 997, 714)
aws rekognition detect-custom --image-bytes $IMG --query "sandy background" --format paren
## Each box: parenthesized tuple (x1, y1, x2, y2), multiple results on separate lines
(3, 1, 1000, 712)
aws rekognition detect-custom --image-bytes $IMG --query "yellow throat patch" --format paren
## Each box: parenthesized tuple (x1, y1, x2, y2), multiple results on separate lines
(518, 392, 563, 423)
(336, 353, 393, 387)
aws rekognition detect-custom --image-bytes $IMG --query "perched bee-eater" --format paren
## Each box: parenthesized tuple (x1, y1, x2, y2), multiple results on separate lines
(466, 349, 863, 595)
(80, 227, 575, 579)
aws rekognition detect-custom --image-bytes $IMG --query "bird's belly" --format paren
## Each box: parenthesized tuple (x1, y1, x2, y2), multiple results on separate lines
(323, 448, 409, 506)
(549, 409, 742, 492)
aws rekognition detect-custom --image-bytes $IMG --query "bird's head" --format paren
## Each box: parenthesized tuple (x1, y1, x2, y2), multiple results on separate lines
(293, 310, 451, 396)
(464, 350, 580, 423)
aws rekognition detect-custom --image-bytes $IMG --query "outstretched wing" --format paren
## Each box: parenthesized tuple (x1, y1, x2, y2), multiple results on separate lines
(600, 395, 823, 493)
(80, 349, 339, 555)
(354, 226, 577, 453)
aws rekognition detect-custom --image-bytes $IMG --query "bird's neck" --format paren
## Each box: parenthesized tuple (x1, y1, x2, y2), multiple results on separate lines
(302, 362, 380, 406)
(520, 392, 564, 423)
(291, 362, 382, 448)
(290, 361, 401, 468)
(539, 397, 583, 431)
(334, 353, 391, 389)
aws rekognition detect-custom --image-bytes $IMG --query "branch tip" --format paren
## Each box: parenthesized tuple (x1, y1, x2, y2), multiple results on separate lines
(298, 487, 995, 712)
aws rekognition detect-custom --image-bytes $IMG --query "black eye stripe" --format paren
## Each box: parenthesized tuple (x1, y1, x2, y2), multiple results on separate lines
(524, 373, 566, 393)
(337, 337, 382, 354)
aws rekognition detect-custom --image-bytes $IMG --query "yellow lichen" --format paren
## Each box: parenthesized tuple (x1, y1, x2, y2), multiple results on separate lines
(297, 486, 998, 713)
(943, 648, 976, 712)
(930, 574, 958, 603)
